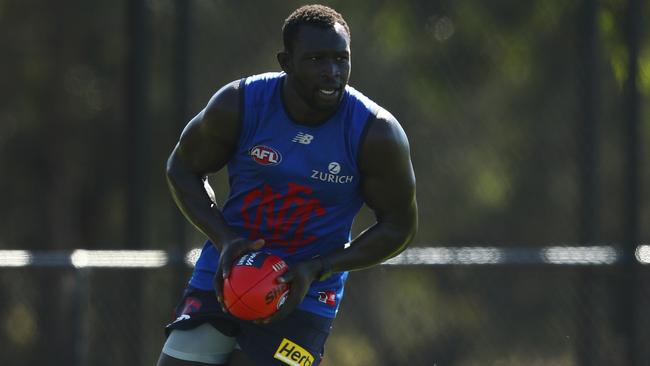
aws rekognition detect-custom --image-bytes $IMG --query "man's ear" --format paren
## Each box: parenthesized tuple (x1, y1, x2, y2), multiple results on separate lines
(277, 51, 292, 73)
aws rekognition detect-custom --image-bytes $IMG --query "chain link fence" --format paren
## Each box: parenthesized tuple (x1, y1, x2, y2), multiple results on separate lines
(1, 0, 649, 365)
(1, 248, 649, 365)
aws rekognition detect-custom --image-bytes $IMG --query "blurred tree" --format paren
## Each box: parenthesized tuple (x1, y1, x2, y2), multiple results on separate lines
(0, 0, 648, 365)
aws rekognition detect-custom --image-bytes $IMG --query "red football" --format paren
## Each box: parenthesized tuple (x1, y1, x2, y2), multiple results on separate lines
(223, 251, 290, 320)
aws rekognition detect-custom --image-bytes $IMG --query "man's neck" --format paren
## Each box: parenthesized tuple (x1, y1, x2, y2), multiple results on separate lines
(281, 77, 338, 126)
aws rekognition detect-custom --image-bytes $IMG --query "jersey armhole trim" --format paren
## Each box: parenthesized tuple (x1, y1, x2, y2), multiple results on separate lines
(356, 111, 378, 165)
(236, 77, 248, 150)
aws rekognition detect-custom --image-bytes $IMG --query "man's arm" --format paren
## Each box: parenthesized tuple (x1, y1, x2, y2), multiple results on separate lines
(166, 80, 264, 306)
(166, 81, 240, 247)
(322, 111, 418, 272)
(322, 109, 418, 270)
(267, 110, 417, 322)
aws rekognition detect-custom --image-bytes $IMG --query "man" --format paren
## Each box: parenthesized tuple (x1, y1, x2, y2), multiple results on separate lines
(157, 4, 417, 366)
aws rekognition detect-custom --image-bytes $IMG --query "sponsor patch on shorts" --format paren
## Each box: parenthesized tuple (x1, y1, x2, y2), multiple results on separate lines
(273, 338, 315, 366)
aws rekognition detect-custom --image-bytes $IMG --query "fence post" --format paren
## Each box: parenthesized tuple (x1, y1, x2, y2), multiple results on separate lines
(576, 0, 600, 363)
(622, 0, 641, 364)
(72, 269, 91, 366)
(125, 1, 151, 365)
(171, 0, 191, 292)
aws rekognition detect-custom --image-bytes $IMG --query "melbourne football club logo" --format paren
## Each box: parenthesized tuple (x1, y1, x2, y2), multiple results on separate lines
(318, 290, 337, 306)
(250, 145, 282, 166)
(180, 297, 202, 316)
(241, 183, 326, 251)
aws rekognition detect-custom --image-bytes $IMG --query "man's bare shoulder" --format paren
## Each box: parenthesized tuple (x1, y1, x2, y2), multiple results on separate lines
(174, 79, 245, 174)
(202, 79, 244, 124)
(362, 107, 410, 154)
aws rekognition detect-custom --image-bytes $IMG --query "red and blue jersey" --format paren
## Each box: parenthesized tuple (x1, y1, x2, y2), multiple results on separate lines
(189, 72, 379, 318)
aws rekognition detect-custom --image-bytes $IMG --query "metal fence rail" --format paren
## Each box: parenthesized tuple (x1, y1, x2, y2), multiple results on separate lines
(1, 245, 649, 366)
(2, 245, 649, 268)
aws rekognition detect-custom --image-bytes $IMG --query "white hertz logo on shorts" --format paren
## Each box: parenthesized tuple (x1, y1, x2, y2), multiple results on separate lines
(311, 162, 354, 184)
(274, 338, 315, 366)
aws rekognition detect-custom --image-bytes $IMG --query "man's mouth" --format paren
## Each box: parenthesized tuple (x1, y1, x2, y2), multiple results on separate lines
(317, 88, 341, 100)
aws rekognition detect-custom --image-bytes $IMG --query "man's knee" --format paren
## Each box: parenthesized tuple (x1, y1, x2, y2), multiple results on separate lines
(227, 350, 256, 366)
(156, 352, 226, 366)
(159, 324, 236, 365)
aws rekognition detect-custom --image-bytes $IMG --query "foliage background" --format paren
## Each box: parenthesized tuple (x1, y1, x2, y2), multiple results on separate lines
(0, 0, 648, 365)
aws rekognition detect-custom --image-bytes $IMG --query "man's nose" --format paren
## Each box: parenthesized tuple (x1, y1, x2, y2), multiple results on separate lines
(321, 60, 341, 79)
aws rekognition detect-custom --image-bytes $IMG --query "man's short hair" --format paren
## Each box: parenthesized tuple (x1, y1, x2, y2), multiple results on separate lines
(282, 4, 350, 52)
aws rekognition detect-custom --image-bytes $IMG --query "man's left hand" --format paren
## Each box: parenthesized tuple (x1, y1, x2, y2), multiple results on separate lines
(259, 259, 322, 323)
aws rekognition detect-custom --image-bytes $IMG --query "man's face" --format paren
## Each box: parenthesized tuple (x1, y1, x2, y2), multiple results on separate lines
(285, 23, 351, 111)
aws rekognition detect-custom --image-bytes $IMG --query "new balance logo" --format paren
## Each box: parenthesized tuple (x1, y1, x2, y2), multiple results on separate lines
(292, 132, 314, 144)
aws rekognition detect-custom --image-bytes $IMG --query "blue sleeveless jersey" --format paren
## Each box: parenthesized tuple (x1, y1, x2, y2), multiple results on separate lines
(189, 72, 379, 318)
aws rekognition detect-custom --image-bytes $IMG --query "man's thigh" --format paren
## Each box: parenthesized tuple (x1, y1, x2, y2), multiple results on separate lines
(156, 352, 224, 366)
(162, 287, 333, 365)
(160, 323, 237, 365)
(236, 310, 333, 366)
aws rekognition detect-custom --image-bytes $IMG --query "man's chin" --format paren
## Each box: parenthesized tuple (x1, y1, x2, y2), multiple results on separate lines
(310, 94, 343, 112)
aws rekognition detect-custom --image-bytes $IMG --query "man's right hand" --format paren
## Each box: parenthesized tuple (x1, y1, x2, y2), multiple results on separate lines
(214, 237, 266, 312)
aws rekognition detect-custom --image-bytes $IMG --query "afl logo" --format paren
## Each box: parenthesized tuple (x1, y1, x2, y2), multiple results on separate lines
(250, 145, 282, 166)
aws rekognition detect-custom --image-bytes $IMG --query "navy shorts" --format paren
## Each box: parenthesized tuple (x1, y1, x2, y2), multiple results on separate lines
(165, 287, 333, 366)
